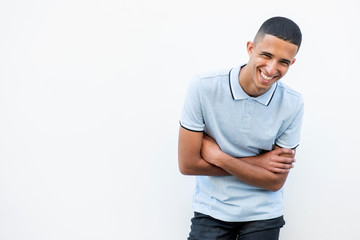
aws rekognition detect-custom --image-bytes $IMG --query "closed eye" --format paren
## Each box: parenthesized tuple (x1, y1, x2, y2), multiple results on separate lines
(280, 60, 291, 66)
(261, 53, 272, 58)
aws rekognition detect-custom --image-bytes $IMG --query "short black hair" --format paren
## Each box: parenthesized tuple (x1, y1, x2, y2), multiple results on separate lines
(254, 16, 302, 51)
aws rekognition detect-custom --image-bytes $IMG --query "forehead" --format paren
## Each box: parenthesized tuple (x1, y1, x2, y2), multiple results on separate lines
(255, 34, 298, 59)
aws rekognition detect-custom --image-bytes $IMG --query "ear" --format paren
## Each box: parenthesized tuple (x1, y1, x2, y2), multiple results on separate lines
(291, 58, 296, 65)
(246, 41, 255, 57)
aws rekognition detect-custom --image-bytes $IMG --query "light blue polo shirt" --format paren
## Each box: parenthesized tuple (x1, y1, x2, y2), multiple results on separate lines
(180, 65, 304, 222)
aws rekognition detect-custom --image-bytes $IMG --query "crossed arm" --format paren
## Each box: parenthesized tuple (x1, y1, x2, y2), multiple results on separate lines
(178, 127, 296, 191)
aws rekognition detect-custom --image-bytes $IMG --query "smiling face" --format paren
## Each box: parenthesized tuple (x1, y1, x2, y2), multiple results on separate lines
(240, 34, 298, 97)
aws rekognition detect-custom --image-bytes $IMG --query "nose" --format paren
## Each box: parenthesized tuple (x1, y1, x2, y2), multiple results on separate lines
(266, 60, 277, 76)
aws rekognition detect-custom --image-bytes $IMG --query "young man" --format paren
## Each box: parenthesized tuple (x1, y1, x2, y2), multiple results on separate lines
(178, 17, 304, 240)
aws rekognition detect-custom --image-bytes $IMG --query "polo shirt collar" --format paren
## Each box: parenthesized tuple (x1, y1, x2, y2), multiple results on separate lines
(229, 65, 278, 106)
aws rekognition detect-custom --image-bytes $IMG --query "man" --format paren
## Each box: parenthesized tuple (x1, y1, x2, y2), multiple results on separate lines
(178, 16, 304, 240)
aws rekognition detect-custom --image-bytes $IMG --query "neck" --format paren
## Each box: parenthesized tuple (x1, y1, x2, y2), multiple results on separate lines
(238, 65, 265, 97)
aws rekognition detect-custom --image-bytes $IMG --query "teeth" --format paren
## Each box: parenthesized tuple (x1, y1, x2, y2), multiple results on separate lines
(260, 71, 273, 80)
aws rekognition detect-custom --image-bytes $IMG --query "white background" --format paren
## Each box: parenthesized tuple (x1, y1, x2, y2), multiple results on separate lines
(0, 0, 359, 239)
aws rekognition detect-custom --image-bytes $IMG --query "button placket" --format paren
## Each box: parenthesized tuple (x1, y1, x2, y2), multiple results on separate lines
(245, 98, 254, 118)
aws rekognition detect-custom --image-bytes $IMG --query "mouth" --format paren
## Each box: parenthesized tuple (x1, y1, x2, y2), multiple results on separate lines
(260, 71, 276, 83)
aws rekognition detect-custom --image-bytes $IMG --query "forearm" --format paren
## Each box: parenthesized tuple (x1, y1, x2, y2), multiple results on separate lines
(178, 156, 230, 176)
(240, 155, 263, 167)
(213, 153, 287, 191)
(199, 134, 295, 190)
(240, 148, 295, 171)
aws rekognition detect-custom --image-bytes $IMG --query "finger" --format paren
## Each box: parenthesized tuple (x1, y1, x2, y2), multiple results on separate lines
(273, 162, 294, 169)
(281, 157, 296, 164)
(281, 148, 295, 155)
(270, 156, 295, 164)
(275, 147, 295, 156)
(282, 163, 294, 169)
(271, 161, 295, 172)
(271, 167, 290, 174)
(274, 162, 295, 173)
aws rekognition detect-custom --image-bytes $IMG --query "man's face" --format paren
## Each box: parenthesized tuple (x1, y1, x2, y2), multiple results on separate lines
(246, 34, 298, 96)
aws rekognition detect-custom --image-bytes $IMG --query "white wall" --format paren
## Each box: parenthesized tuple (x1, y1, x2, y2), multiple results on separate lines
(0, 0, 359, 239)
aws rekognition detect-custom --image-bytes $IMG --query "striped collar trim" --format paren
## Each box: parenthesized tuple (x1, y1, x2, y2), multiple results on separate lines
(229, 65, 278, 106)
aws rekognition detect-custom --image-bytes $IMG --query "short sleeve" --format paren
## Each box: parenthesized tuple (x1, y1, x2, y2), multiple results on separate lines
(275, 97, 304, 149)
(179, 77, 205, 132)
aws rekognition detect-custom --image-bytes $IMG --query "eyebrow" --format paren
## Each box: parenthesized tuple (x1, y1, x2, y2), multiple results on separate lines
(260, 51, 292, 65)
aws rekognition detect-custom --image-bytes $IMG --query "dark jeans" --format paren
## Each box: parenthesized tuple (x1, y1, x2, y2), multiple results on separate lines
(188, 212, 285, 240)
